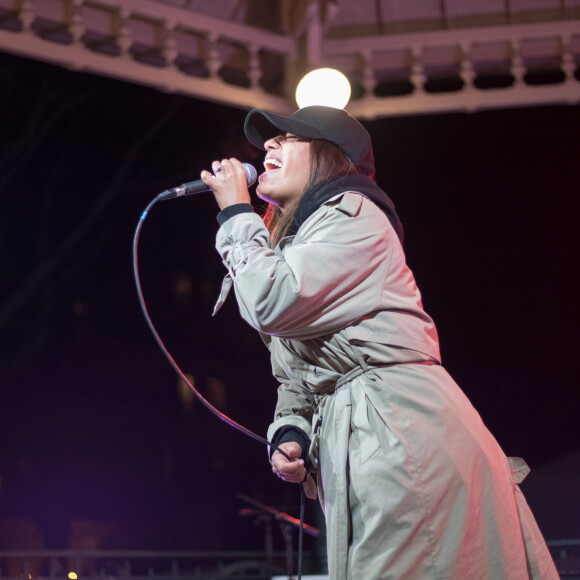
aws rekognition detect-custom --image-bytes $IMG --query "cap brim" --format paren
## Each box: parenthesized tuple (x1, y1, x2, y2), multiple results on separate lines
(244, 109, 329, 150)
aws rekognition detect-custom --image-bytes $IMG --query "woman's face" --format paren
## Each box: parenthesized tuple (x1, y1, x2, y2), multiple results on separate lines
(256, 134, 312, 209)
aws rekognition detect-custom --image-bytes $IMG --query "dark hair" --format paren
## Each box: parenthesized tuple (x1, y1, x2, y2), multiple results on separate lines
(263, 139, 363, 247)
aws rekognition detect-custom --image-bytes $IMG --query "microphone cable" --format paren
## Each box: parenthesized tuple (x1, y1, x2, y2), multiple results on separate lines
(133, 195, 309, 579)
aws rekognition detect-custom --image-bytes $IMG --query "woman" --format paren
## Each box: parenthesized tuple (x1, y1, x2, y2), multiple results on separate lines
(200, 106, 557, 579)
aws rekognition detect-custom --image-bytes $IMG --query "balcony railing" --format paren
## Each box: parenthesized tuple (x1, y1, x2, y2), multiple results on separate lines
(0, 549, 319, 580)
(0, 541, 579, 580)
(0, 0, 579, 117)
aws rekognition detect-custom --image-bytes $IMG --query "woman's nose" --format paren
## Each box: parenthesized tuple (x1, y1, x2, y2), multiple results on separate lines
(264, 137, 280, 150)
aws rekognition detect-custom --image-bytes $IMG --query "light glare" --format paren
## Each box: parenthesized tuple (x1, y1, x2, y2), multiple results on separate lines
(295, 68, 351, 109)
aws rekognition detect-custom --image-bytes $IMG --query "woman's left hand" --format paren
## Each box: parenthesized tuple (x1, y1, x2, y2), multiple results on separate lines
(271, 441, 307, 483)
(200, 158, 252, 210)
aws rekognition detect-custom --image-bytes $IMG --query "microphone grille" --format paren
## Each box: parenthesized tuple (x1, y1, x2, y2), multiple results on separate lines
(242, 163, 258, 187)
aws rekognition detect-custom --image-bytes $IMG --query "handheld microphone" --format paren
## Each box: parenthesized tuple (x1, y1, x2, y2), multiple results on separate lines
(156, 163, 257, 201)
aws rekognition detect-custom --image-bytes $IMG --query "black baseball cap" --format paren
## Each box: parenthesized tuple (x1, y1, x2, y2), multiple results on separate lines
(244, 105, 375, 177)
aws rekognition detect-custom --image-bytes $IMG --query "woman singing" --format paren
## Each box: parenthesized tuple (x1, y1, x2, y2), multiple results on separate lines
(200, 105, 557, 579)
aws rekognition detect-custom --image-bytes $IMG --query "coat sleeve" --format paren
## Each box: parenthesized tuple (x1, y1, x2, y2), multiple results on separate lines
(215, 192, 394, 340)
(266, 380, 315, 446)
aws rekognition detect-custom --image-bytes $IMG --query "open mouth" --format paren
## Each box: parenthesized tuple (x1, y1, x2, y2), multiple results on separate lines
(264, 158, 283, 172)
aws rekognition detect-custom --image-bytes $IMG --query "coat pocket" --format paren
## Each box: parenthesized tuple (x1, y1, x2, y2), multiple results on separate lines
(351, 394, 382, 464)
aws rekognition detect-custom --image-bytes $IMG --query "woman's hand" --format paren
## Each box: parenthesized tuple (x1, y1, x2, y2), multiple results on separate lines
(200, 158, 252, 210)
(271, 441, 306, 483)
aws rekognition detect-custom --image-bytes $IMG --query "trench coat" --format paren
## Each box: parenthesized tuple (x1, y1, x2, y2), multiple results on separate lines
(214, 191, 558, 579)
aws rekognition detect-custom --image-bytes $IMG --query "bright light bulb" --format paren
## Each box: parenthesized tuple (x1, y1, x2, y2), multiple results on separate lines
(295, 68, 351, 109)
(68, 573, 78, 580)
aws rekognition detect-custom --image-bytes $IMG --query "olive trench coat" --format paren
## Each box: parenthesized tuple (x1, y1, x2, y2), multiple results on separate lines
(214, 192, 558, 579)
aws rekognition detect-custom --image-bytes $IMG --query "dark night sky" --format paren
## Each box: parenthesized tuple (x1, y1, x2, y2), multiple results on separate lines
(0, 50, 579, 552)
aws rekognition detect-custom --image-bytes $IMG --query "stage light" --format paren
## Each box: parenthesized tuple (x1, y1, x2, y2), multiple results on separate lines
(68, 573, 78, 580)
(295, 68, 351, 109)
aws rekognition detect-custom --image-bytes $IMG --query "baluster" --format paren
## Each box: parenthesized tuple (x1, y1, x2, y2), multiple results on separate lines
(360, 49, 377, 98)
(19, 0, 34, 32)
(68, 0, 85, 46)
(206, 33, 222, 79)
(459, 42, 475, 91)
(162, 21, 178, 68)
(560, 34, 577, 83)
(248, 43, 262, 89)
(117, 8, 133, 59)
(410, 45, 426, 95)
(510, 38, 526, 86)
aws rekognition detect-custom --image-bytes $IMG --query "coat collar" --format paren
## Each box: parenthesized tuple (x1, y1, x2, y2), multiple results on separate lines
(289, 174, 404, 243)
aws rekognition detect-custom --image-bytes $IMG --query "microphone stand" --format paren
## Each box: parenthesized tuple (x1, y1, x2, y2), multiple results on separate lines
(237, 493, 319, 579)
